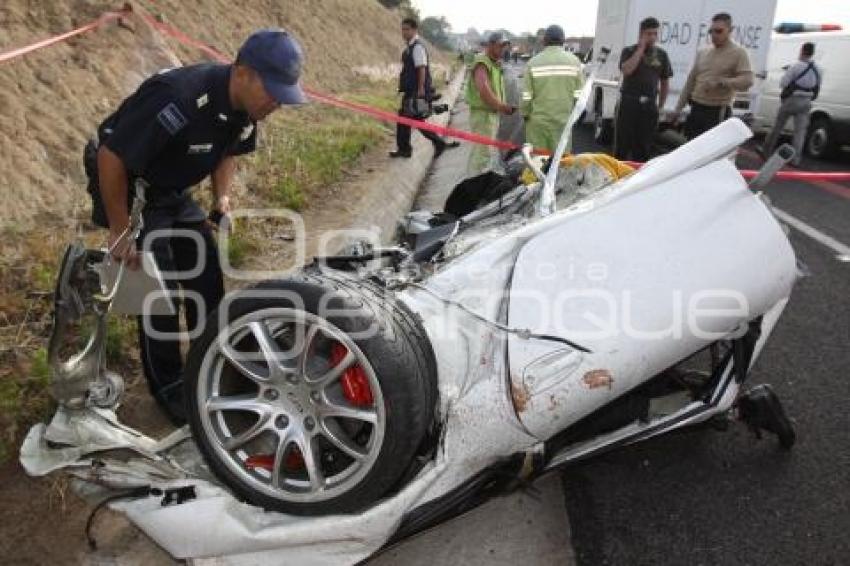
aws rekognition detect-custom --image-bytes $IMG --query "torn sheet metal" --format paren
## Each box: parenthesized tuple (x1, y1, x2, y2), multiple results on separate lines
(20, 312, 538, 564)
(113, 466, 445, 565)
(504, 121, 796, 439)
(20, 407, 192, 481)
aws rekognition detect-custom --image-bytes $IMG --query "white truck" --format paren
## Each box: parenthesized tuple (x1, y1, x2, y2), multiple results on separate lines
(588, 0, 777, 144)
(751, 30, 850, 159)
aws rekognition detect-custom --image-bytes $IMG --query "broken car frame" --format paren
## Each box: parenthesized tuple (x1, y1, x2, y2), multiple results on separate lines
(22, 79, 800, 563)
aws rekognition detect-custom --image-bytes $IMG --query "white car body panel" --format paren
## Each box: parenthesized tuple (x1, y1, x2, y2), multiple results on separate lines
(507, 158, 795, 437)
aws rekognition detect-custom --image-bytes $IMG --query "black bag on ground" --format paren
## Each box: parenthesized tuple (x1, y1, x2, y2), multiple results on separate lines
(443, 172, 515, 217)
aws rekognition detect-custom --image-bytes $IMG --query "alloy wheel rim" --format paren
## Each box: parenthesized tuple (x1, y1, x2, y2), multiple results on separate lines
(196, 307, 386, 503)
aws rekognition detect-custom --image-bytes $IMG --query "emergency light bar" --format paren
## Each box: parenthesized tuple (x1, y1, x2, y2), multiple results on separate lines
(774, 23, 843, 34)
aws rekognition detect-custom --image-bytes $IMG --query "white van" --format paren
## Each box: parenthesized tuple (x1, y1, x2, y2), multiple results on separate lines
(751, 31, 850, 159)
(588, 0, 777, 143)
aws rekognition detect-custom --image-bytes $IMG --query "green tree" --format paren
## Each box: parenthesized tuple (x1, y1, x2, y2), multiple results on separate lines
(420, 16, 452, 51)
(378, 0, 419, 20)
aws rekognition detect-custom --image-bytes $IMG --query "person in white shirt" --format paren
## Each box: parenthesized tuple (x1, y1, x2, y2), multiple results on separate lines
(390, 18, 458, 158)
(761, 42, 822, 166)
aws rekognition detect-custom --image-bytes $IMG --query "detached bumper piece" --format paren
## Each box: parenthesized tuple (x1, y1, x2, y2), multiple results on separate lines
(737, 384, 796, 449)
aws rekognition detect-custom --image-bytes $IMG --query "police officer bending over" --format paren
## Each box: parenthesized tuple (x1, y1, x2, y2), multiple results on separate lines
(93, 29, 306, 424)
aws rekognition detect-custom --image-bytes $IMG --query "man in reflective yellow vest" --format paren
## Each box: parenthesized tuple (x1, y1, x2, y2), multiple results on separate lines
(521, 25, 584, 153)
(465, 32, 515, 175)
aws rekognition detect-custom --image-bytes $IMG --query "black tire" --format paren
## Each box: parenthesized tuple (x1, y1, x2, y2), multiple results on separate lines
(805, 116, 837, 159)
(306, 268, 439, 426)
(184, 272, 437, 515)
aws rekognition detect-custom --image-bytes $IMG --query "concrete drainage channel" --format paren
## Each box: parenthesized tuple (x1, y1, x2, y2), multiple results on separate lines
(328, 69, 466, 246)
(264, 68, 467, 269)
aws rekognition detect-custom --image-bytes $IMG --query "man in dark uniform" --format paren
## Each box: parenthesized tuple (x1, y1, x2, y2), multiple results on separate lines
(614, 17, 672, 161)
(389, 17, 457, 159)
(94, 29, 306, 424)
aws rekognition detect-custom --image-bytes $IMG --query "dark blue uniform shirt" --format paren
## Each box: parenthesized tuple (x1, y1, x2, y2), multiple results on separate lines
(98, 63, 257, 222)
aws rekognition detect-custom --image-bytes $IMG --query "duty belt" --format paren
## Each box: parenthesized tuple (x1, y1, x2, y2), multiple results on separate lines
(621, 92, 655, 105)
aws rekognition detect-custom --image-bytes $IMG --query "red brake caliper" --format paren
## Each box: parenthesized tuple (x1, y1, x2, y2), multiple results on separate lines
(331, 342, 373, 407)
(245, 448, 303, 472)
(245, 454, 274, 471)
(245, 342, 370, 472)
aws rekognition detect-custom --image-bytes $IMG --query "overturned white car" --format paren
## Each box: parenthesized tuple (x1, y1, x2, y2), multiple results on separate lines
(22, 114, 799, 563)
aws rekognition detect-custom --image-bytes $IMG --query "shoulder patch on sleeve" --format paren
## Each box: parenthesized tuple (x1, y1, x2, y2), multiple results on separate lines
(157, 103, 188, 135)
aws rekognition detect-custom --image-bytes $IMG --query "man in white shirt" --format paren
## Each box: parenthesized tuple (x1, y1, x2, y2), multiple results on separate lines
(761, 42, 822, 166)
(390, 18, 457, 158)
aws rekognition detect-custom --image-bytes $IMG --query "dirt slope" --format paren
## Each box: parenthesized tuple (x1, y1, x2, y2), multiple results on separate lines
(0, 0, 410, 229)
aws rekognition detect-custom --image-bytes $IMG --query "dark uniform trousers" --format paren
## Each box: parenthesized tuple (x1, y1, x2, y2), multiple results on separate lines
(396, 94, 443, 152)
(396, 38, 442, 154)
(138, 207, 224, 421)
(685, 100, 732, 140)
(614, 94, 659, 162)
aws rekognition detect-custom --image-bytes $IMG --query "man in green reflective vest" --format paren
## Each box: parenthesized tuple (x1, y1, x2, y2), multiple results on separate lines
(465, 32, 515, 175)
(521, 25, 584, 153)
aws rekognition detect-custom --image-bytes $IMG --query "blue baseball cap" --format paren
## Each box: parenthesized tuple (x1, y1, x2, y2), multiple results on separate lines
(237, 29, 307, 105)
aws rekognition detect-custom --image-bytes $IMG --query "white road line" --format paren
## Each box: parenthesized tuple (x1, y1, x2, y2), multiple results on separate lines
(772, 207, 850, 261)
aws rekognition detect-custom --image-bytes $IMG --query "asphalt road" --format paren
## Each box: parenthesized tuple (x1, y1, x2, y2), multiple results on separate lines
(563, 125, 850, 566)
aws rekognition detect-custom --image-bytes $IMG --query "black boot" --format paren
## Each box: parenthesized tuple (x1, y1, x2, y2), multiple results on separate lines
(737, 384, 796, 449)
(434, 140, 460, 158)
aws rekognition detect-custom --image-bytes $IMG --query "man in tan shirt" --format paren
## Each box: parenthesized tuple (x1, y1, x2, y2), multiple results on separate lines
(671, 12, 753, 139)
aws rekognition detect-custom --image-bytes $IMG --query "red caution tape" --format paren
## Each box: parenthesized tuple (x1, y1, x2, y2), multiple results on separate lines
(0, 10, 127, 63)
(135, 11, 231, 65)
(624, 160, 850, 182)
(3, 7, 850, 186)
(0, 6, 527, 154)
(97, 13, 850, 178)
(304, 88, 532, 152)
(135, 11, 535, 154)
(741, 170, 850, 182)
